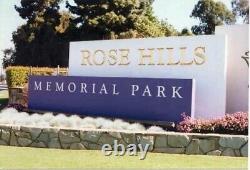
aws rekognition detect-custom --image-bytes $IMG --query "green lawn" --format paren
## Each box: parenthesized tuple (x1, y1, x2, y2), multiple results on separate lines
(0, 89, 247, 169)
(0, 146, 247, 169)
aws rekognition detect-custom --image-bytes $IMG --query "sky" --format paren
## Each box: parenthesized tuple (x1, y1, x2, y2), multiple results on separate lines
(0, 0, 233, 60)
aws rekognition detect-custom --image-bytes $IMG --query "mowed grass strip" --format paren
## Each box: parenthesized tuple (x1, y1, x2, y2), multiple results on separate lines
(0, 146, 247, 169)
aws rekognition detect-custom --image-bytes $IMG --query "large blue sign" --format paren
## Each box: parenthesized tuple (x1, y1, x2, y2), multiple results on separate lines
(28, 76, 195, 123)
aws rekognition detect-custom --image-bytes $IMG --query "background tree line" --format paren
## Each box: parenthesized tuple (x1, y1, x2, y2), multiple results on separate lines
(2, 0, 249, 68)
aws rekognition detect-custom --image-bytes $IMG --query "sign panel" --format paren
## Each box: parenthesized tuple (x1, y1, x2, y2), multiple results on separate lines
(28, 76, 195, 123)
(69, 36, 227, 119)
(216, 25, 249, 113)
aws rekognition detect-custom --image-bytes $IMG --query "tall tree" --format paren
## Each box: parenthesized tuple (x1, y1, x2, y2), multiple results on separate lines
(13, 0, 69, 67)
(10, 0, 177, 67)
(190, 0, 236, 35)
(232, 0, 249, 23)
(66, 0, 176, 39)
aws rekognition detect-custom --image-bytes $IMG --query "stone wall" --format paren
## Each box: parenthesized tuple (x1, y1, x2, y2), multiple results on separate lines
(0, 124, 248, 157)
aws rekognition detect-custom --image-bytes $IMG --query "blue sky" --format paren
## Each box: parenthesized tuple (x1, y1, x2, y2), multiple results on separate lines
(0, 0, 232, 59)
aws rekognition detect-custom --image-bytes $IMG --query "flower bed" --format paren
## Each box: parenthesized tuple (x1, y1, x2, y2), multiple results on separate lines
(177, 112, 248, 135)
(0, 108, 248, 135)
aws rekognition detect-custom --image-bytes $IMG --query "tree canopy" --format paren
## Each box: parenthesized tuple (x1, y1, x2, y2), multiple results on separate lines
(12, 0, 69, 67)
(4, 0, 244, 67)
(191, 0, 236, 35)
(232, 0, 249, 23)
(178, 28, 193, 36)
(7, 0, 177, 67)
(66, 0, 176, 39)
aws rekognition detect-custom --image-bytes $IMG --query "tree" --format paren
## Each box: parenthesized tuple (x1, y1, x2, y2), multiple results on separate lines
(66, 0, 176, 39)
(2, 48, 15, 68)
(159, 20, 178, 36)
(190, 0, 236, 35)
(232, 0, 249, 23)
(15, 0, 62, 29)
(10, 0, 177, 67)
(178, 28, 193, 36)
(13, 0, 70, 67)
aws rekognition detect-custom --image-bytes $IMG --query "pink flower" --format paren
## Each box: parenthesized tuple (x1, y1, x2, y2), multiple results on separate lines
(177, 112, 248, 135)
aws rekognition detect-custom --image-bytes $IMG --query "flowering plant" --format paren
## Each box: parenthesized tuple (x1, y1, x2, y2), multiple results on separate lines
(177, 112, 248, 135)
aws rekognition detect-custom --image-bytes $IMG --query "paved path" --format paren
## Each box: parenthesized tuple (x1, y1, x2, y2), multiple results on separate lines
(0, 84, 7, 91)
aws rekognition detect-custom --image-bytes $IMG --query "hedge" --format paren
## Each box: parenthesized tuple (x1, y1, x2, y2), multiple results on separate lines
(6, 66, 68, 88)
(177, 112, 248, 135)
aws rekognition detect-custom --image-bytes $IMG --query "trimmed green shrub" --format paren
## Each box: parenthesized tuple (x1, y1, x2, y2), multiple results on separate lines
(6, 66, 67, 88)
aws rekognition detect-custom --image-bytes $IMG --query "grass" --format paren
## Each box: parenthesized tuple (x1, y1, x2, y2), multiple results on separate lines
(0, 89, 247, 169)
(0, 145, 247, 169)
(0, 90, 8, 110)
